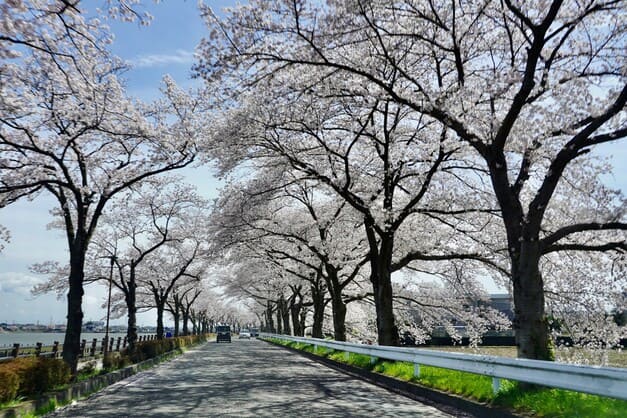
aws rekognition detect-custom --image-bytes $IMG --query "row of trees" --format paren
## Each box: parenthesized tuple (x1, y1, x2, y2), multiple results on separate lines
(0, 1, 211, 372)
(195, 0, 626, 361)
(1, 1, 625, 373)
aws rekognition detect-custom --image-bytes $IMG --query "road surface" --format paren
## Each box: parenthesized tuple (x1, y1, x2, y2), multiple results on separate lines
(48, 339, 454, 417)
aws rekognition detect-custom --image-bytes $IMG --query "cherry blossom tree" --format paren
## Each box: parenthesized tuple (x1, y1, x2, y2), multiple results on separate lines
(202, 76, 499, 346)
(1, 0, 156, 62)
(0, 224, 9, 252)
(1, 21, 198, 370)
(393, 262, 512, 346)
(209, 163, 372, 339)
(165, 280, 204, 337)
(139, 227, 210, 338)
(195, 0, 626, 360)
(89, 181, 207, 346)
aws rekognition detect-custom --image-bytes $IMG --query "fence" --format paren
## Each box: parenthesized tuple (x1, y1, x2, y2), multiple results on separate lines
(0, 335, 157, 362)
(263, 333, 627, 401)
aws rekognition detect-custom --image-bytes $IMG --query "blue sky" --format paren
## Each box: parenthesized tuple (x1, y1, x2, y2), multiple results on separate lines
(0, 1, 625, 326)
(0, 0, 233, 326)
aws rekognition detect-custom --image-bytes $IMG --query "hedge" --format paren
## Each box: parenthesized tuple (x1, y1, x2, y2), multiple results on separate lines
(0, 334, 208, 404)
(0, 357, 71, 403)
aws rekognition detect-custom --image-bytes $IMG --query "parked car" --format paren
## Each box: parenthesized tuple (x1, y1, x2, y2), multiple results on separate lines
(216, 325, 231, 343)
(250, 328, 259, 337)
(239, 329, 251, 339)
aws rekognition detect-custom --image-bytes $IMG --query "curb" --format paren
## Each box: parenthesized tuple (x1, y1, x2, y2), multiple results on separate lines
(0, 346, 198, 418)
(264, 339, 523, 418)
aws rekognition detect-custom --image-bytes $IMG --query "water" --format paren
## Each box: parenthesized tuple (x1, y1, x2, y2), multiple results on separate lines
(0, 332, 140, 348)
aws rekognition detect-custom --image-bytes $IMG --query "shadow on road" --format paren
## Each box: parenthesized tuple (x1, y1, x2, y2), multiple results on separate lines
(49, 340, 451, 417)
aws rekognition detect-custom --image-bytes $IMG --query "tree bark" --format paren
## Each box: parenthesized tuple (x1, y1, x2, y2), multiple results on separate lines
(290, 298, 303, 336)
(125, 274, 138, 351)
(276, 306, 282, 334)
(326, 267, 347, 341)
(512, 241, 552, 360)
(173, 310, 180, 337)
(310, 284, 325, 338)
(366, 227, 399, 346)
(156, 302, 165, 339)
(266, 301, 275, 333)
(299, 308, 307, 337)
(279, 296, 291, 335)
(330, 293, 347, 341)
(487, 154, 553, 361)
(182, 308, 190, 336)
(62, 248, 86, 374)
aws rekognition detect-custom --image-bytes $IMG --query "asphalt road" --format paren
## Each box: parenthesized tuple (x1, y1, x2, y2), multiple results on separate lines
(48, 339, 454, 417)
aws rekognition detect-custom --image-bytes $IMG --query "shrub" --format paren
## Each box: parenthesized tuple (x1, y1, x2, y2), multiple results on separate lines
(30, 358, 71, 393)
(0, 357, 70, 401)
(0, 368, 19, 403)
(126, 334, 207, 364)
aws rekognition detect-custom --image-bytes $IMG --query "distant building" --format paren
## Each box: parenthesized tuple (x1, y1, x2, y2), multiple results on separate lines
(488, 293, 514, 320)
(83, 321, 105, 332)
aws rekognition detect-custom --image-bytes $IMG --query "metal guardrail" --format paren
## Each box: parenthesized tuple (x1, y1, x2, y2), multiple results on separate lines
(262, 333, 627, 400)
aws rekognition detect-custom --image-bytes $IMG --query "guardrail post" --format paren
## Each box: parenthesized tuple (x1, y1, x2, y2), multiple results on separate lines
(90, 338, 98, 357)
(123, 336, 127, 348)
(52, 341, 59, 358)
(492, 377, 501, 394)
(116, 337, 122, 352)
(413, 363, 421, 378)
(80, 339, 87, 358)
(35, 342, 42, 357)
(314, 344, 318, 354)
(11, 343, 20, 358)
(109, 337, 114, 352)
(344, 351, 350, 361)
(101, 337, 107, 354)
(370, 356, 378, 365)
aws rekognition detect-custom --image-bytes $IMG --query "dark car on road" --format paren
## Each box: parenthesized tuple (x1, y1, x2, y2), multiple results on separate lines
(216, 325, 231, 343)
(250, 328, 259, 337)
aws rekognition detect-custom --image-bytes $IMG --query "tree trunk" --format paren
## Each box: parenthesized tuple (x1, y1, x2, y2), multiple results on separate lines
(311, 284, 325, 338)
(275, 306, 282, 334)
(487, 155, 553, 361)
(173, 310, 180, 337)
(299, 308, 307, 337)
(266, 301, 275, 333)
(290, 298, 302, 336)
(156, 302, 165, 339)
(367, 229, 399, 346)
(125, 274, 138, 351)
(371, 267, 398, 346)
(326, 268, 347, 341)
(182, 309, 190, 336)
(330, 293, 347, 341)
(512, 241, 552, 360)
(62, 249, 86, 374)
(282, 304, 291, 335)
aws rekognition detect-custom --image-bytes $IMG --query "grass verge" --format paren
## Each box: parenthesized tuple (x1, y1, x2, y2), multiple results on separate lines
(266, 338, 627, 418)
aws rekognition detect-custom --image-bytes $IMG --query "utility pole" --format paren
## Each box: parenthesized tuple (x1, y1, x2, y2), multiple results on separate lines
(104, 255, 116, 357)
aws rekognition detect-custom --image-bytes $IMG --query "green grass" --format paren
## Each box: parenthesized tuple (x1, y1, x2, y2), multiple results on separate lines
(0, 397, 26, 409)
(265, 337, 627, 417)
(494, 383, 627, 418)
(32, 399, 60, 417)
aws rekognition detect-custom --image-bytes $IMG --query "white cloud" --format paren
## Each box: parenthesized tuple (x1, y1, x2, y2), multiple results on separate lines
(0, 272, 46, 297)
(129, 49, 195, 68)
